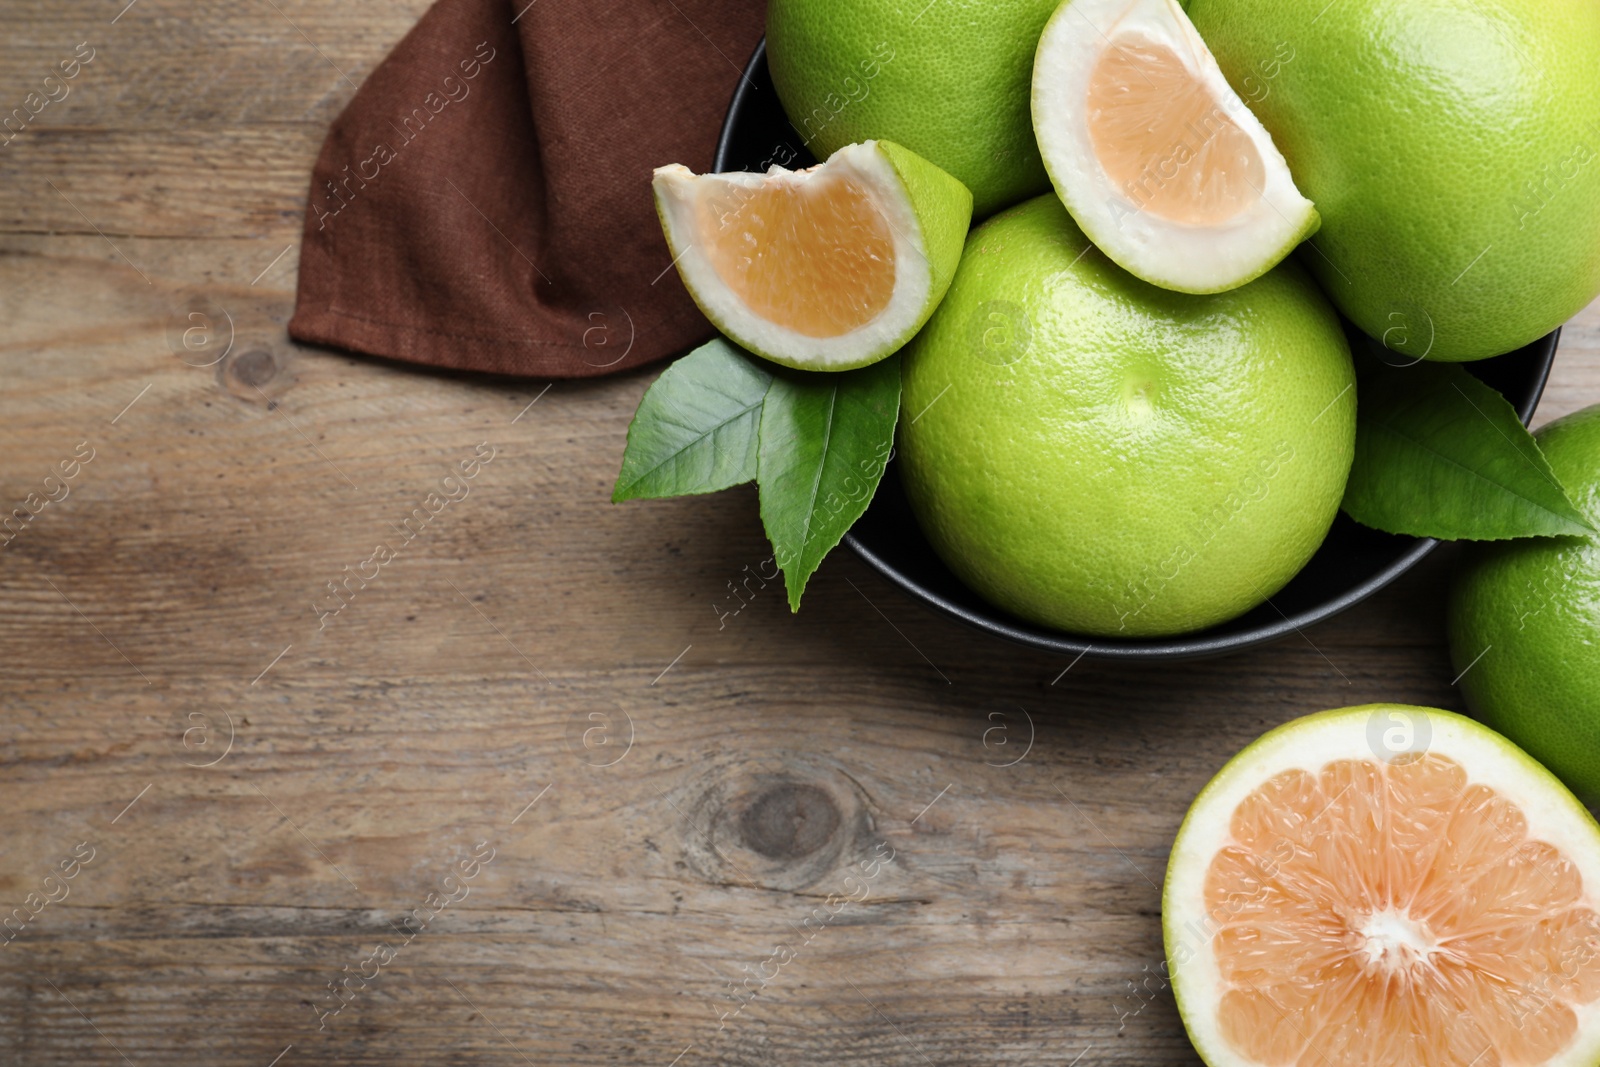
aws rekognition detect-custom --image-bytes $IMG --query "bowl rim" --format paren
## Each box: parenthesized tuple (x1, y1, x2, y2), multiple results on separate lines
(714, 35, 1559, 662)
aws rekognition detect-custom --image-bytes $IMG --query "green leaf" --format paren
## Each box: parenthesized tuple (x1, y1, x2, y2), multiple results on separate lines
(612, 338, 773, 503)
(1342, 356, 1593, 540)
(757, 357, 901, 611)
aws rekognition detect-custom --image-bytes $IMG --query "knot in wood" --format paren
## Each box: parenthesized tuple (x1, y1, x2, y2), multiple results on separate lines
(227, 348, 280, 389)
(738, 783, 840, 860)
(675, 762, 872, 892)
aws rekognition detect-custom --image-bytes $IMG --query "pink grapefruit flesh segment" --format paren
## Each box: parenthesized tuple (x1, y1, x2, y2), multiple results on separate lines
(694, 172, 897, 339)
(1086, 39, 1265, 226)
(1204, 752, 1600, 1067)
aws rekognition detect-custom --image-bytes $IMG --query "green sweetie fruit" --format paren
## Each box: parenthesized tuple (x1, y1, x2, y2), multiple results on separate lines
(1450, 405, 1600, 801)
(899, 195, 1356, 638)
(767, 0, 1058, 217)
(1190, 0, 1600, 361)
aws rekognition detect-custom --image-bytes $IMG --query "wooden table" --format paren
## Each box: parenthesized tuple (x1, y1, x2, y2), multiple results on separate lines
(3, 2, 1599, 1064)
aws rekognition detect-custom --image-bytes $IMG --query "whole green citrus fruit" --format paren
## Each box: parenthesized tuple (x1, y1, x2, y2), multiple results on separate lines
(1188, 0, 1600, 362)
(766, 0, 1057, 217)
(1449, 405, 1600, 801)
(899, 195, 1356, 638)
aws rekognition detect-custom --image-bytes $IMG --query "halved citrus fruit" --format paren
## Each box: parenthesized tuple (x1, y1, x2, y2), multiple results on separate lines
(1167, 705, 1600, 1067)
(1032, 0, 1318, 294)
(652, 140, 972, 371)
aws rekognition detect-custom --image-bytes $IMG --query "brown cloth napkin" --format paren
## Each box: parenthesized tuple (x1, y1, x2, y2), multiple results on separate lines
(288, 0, 766, 378)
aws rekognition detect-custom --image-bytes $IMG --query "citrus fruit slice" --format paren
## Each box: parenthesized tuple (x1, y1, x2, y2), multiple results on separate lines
(1031, 0, 1318, 294)
(899, 195, 1354, 638)
(1166, 705, 1600, 1067)
(652, 140, 972, 372)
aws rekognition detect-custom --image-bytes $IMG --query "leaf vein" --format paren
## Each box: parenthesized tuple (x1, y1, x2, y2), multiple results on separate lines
(1366, 422, 1584, 527)
(618, 396, 764, 493)
(797, 387, 839, 560)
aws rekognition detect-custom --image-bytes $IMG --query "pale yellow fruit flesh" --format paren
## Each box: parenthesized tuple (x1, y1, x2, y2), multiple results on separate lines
(1086, 38, 1264, 225)
(692, 173, 897, 339)
(1207, 751, 1600, 1066)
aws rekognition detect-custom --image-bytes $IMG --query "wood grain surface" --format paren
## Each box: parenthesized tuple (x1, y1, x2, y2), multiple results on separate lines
(4, 2, 1600, 1065)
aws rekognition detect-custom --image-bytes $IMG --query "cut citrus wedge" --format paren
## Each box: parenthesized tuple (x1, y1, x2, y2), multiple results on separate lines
(652, 140, 972, 371)
(1032, 0, 1317, 293)
(1166, 706, 1600, 1067)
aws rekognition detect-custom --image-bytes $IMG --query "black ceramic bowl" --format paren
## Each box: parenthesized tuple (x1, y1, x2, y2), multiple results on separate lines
(713, 39, 1559, 661)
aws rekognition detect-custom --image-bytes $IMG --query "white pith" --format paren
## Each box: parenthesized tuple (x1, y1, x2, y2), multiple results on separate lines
(1166, 706, 1600, 1067)
(1357, 908, 1438, 973)
(1032, 0, 1316, 292)
(652, 141, 933, 370)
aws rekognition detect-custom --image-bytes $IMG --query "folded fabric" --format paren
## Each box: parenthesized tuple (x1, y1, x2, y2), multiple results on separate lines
(289, 0, 766, 378)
